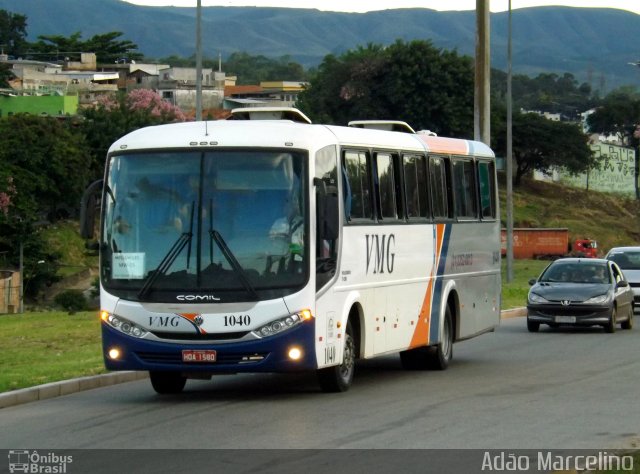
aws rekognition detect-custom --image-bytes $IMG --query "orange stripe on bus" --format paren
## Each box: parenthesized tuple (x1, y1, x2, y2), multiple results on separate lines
(178, 313, 199, 322)
(409, 224, 446, 348)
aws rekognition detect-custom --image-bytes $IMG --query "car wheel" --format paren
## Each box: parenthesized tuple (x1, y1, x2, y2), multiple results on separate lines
(605, 306, 617, 333)
(621, 305, 633, 330)
(527, 318, 540, 333)
(149, 371, 187, 394)
(318, 320, 355, 392)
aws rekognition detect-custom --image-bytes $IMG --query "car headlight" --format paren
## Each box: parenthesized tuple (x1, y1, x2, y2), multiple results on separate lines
(528, 292, 549, 304)
(584, 294, 611, 304)
(251, 309, 313, 339)
(100, 310, 147, 338)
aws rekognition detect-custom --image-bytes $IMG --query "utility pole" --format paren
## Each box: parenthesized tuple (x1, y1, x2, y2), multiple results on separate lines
(506, 0, 514, 282)
(474, 0, 491, 146)
(195, 0, 203, 121)
(19, 242, 23, 314)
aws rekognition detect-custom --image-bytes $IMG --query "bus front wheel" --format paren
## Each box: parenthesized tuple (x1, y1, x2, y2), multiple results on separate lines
(149, 371, 187, 394)
(317, 321, 355, 392)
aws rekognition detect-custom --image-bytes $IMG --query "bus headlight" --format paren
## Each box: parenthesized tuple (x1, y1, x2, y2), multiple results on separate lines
(251, 310, 313, 339)
(101, 311, 147, 338)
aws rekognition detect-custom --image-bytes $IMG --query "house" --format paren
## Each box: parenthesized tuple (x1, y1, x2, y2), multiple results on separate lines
(1, 53, 117, 108)
(157, 67, 225, 111)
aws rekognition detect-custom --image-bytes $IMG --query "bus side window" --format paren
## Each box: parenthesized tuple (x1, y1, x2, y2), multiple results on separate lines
(403, 154, 429, 220)
(452, 158, 478, 220)
(429, 155, 452, 220)
(375, 152, 400, 221)
(478, 160, 496, 219)
(343, 150, 373, 221)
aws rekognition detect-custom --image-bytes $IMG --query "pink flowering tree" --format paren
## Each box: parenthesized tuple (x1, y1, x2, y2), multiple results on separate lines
(126, 89, 187, 121)
(81, 89, 187, 180)
(0, 176, 15, 216)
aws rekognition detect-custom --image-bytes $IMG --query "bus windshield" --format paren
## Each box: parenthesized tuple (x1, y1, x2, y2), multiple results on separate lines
(101, 150, 308, 302)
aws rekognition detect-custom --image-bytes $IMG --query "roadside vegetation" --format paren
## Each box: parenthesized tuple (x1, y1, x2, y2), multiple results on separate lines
(1, 176, 638, 391)
(0, 310, 103, 392)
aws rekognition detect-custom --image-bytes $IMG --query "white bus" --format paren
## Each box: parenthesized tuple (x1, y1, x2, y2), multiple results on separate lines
(81, 109, 501, 394)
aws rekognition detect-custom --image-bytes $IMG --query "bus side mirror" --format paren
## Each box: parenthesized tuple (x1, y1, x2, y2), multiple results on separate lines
(315, 178, 339, 241)
(80, 179, 103, 239)
(320, 193, 339, 240)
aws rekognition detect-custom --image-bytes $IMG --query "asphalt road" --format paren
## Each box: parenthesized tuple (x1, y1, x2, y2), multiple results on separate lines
(1, 317, 639, 452)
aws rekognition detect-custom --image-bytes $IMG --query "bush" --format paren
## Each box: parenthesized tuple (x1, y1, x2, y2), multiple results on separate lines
(53, 290, 87, 314)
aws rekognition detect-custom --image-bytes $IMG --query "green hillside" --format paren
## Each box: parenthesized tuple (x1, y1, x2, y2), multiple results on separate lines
(500, 177, 640, 255)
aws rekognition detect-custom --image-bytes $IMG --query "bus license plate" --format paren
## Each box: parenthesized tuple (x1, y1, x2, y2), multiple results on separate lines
(555, 316, 576, 323)
(182, 350, 216, 362)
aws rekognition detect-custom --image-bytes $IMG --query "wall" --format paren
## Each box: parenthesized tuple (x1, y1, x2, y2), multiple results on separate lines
(559, 143, 637, 197)
(0, 271, 20, 314)
(0, 95, 78, 117)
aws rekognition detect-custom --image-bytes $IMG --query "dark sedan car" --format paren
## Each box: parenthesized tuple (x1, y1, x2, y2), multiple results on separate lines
(527, 258, 634, 333)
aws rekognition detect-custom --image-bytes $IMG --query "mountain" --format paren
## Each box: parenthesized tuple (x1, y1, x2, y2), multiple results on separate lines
(2, 0, 639, 92)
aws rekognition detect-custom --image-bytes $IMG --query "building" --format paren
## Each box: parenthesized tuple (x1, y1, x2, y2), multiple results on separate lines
(0, 93, 78, 117)
(157, 67, 225, 111)
(1, 53, 117, 108)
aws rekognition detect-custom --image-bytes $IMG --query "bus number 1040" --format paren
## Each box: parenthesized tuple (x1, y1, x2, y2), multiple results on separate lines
(224, 315, 251, 327)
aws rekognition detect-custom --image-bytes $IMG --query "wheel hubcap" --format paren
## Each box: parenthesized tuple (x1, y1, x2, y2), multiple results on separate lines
(339, 335, 354, 380)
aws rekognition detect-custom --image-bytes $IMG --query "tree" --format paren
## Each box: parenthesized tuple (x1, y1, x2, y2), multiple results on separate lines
(0, 115, 92, 219)
(0, 115, 92, 296)
(492, 111, 596, 185)
(586, 87, 640, 146)
(80, 89, 186, 181)
(223, 52, 307, 84)
(28, 31, 144, 64)
(0, 9, 28, 56)
(0, 63, 13, 87)
(297, 40, 474, 137)
(0, 176, 14, 216)
(492, 70, 596, 121)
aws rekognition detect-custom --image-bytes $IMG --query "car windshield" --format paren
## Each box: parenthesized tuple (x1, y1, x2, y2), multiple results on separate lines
(101, 150, 308, 301)
(607, 251, 640, 270)
(540, 262, 610, 284)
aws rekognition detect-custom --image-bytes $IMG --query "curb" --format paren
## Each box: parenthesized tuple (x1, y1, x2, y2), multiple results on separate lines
(500, 307, 527, 319)
(0, 308, 527, 409)
(0, 371, 148, 409)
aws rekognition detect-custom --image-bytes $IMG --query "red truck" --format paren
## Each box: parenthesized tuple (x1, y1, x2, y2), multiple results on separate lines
(500, 228, 598, 259)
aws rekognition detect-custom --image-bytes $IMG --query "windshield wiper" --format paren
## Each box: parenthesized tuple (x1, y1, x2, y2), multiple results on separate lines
(210, 229, 258, 300)
(138, 202, 195, 300)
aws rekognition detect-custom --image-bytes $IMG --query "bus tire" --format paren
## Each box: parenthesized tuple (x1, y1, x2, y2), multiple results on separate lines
(149, 371, 187, 394)
(317, 321, 355, 392)
(399, 347, 428, 370)
(425, 305, 453, 371)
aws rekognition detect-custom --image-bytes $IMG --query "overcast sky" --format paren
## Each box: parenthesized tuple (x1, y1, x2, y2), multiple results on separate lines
(121, 0, 640, 15)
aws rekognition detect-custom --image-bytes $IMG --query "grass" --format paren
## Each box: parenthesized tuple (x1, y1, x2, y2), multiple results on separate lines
(501, 258, 550, 309)
(0, 310, 105, 392)
(40, 220, 98, 278)
(0, 261, 544, 393)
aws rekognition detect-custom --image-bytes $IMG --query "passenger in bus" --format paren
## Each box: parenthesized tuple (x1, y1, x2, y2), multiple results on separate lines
(267, 192, 303, 274)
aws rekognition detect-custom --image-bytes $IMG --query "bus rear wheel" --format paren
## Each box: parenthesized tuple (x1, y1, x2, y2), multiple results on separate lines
(149, 371, 187, 394)
(400, 306, 453, 371)
(317, 321, 355, 392)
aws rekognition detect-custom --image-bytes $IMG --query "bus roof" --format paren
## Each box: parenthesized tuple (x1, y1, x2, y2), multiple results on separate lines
(109, 120, 494, 158)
